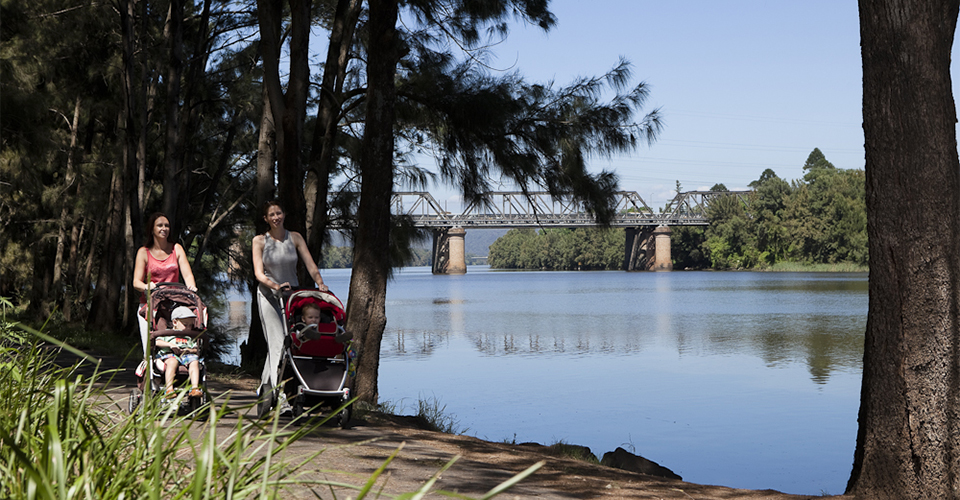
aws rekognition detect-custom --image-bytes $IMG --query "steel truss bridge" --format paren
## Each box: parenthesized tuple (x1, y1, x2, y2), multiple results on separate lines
(390, 190, 753, 229)
(376, 190, 753, 274)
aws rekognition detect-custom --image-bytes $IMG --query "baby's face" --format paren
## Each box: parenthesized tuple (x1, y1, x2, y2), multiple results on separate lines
(175, 318, 196, 330)
(302, 309, 321, 325)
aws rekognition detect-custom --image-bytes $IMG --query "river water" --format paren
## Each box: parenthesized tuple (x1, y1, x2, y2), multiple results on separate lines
(219, 266, 866, 496)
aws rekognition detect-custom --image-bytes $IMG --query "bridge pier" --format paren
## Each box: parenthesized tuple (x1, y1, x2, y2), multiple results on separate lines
(652, 226, 673, 271)
(623, 227, 654, 271)
(431, 226, 467, 275)
(623, 226, 672, 271)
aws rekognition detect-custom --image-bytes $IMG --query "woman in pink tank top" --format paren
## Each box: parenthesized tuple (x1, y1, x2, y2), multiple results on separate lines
(132, 212, 197, 356)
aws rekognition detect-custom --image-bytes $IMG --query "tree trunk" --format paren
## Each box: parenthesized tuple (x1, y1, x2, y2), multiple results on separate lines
(848, 1, 960, 498)
(53, 96, 82, 315)
(306, 0, 362, 259)
(161, 0, 184, 234)
(77, 219, 99, 310)
(64, 216, 83, 321)
(172, 0, 213, 241)
(243, 77, 277, 369)
(346, 0, 400, 404)
(87, 167, 126, 332)
(256, 83, 277, 219)
(88, 0, 138, 332)
(257, 0, 312, 238)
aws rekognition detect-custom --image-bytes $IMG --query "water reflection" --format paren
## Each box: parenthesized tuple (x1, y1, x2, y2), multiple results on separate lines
(381, 271, 866, 385)
(385, 324, 863, 384)
(218, 270, 866, 385)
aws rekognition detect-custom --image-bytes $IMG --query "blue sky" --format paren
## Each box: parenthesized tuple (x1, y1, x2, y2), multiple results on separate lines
(426, 1, 868, 209)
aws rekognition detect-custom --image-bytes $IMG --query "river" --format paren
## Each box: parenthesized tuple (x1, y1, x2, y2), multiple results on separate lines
(219, 266, 866, 496)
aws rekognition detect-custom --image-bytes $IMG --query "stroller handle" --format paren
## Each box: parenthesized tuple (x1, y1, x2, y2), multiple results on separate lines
(278, 285, 335, 303)
(150, 282, 187, 290)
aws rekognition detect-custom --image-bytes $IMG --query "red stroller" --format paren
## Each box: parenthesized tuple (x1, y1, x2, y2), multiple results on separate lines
(257, 289, 353, 426)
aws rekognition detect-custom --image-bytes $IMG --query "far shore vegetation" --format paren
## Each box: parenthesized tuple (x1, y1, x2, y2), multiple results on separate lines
(489, 149, 867, 272)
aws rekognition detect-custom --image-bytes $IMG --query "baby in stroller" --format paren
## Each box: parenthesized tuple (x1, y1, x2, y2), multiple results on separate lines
(128, 284, 208, 414)
(155, 306, 203, 399)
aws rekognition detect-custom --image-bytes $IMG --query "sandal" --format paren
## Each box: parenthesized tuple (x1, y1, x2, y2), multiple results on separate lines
(164, 388, 176, 400)
(188, 387, 203, 397)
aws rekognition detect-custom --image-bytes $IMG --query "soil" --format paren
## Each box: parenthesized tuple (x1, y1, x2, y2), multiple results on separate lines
(72, 351, 847, 500)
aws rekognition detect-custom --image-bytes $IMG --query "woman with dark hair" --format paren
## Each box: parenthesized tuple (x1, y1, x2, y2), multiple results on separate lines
(132, 212, 197, 357)
(252, 200, 328, 409)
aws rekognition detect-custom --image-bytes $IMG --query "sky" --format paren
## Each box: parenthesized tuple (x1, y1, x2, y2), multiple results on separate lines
(421, 1, 868, 210)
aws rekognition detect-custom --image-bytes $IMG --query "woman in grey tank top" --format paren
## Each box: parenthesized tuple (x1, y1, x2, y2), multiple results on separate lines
(252, 200, 328, 414)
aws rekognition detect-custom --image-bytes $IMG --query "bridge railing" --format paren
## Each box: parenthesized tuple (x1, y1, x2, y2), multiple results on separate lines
(385, 190, 752, 228)
(658, 190, 754, 225)
(326, 191, 752, 229)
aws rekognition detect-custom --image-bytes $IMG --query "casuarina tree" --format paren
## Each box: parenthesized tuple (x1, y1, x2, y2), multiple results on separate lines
(346, 0, 662, 403)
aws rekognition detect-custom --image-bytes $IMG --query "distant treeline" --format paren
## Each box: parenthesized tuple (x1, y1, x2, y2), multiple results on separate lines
(489, 149, 867, 271)
(322, 247, 485, 269)
(321, 246, 430, 269)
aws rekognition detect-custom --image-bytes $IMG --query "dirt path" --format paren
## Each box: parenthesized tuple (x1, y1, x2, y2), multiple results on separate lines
(71, 351, 843, 500)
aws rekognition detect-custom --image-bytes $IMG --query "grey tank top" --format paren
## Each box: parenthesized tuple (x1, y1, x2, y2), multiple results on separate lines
(261, 230, 299, 293)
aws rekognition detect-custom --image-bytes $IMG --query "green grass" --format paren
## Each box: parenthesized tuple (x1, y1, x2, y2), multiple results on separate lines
(415, 395, 468, 435)
(547, 440, 600, 464)
(764, 261, 868, 272)
(0, 315, 540, 499)
(368, 395, 468, 435)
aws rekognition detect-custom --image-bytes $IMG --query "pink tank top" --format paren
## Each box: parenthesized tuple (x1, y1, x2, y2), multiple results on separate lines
(141, 247, 181, 303)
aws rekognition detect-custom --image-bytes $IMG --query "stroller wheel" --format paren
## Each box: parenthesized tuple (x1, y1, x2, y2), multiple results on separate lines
(256, 382, 274, 419)
(291, 396, 305, 422)
(127, 389, 141, 414)
(337, 404, 351, 428)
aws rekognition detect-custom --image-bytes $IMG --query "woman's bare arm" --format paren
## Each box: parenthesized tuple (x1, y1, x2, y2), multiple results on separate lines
(292, 231, 328, 291)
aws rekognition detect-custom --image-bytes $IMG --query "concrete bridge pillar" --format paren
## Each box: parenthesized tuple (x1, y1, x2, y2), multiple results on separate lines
(623, 227, 655, 271)
(431, 226, 467, 275)
(652, 225, 673, 271)
(623, 226, 673, 271)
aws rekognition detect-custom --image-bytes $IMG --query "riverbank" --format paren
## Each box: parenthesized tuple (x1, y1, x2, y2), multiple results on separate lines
(56, 348, 847, 499)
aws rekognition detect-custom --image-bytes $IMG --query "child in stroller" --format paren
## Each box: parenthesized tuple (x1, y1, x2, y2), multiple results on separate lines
(155, 306, 204, 399)
(128, 284, 208, 414)
(257, 289, 353, 426)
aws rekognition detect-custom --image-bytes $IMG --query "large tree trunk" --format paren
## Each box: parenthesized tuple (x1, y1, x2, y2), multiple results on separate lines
(848, 1, 960, 498)
(172, 0, 213, 242)
(346, 0, 400, 404)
